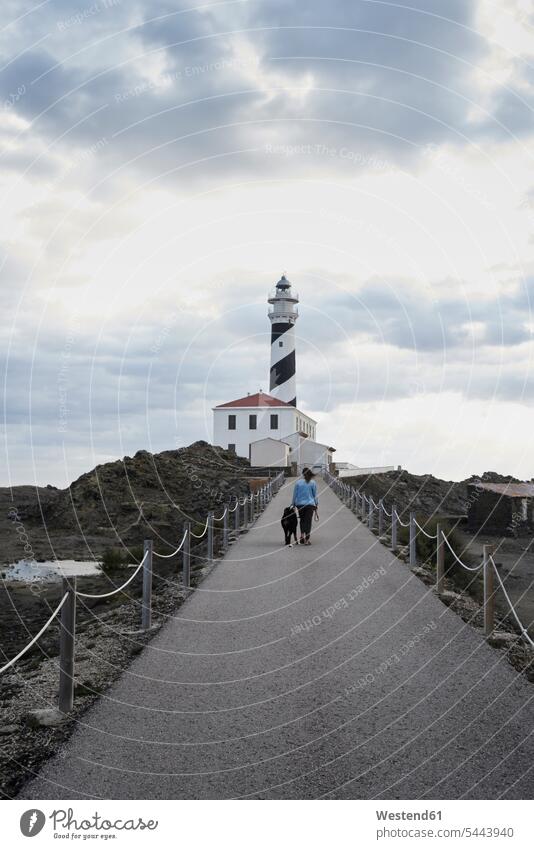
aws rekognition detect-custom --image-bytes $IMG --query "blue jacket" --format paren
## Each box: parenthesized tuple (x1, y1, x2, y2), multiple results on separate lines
(292, 478, 318, 507)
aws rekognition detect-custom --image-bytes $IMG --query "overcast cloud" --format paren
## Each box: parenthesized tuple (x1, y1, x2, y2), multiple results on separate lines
(2, 0, 534, 484)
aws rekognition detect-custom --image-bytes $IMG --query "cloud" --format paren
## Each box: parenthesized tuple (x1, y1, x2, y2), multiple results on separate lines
(2, 1, 534, 484)
(0, 0, 495, 193)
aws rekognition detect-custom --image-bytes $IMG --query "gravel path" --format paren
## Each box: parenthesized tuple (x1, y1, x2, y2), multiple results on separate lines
(19, 478, 534, 799)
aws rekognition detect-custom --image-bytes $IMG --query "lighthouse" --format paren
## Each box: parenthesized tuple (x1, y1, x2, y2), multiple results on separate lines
(213, 273, 338, 471)
(268, 274, 299, 407)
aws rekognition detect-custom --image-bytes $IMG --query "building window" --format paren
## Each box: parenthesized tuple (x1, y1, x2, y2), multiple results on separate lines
(228, 414, 236, 430)
(249, 414, 257, 429)
(279, 340, 283, 347)
(270, 414, 278, 429)
(228, 443, 236, 453)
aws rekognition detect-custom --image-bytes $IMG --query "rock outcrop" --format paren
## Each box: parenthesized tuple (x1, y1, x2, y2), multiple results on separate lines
(0, 441, 253, 563)
(342, 468, 469, 518)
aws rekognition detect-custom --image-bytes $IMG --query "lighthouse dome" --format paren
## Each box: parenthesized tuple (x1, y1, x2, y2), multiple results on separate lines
(276, 275, 291, 290)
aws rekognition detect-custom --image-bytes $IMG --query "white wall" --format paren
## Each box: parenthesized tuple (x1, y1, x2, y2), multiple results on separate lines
(337, 465, 396, 478)
(282, 433, 333, 472)
(213, 406, 315, 458)
(250, 439, 290, 467)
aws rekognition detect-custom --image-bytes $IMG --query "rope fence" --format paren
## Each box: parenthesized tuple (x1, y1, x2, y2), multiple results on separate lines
(414, 519, 438, 540)
(0, 470, 286, 715)
(0, 593, 69, 675)
(324, 470, 533, 650)
(190, 515, 210, 539)
(76, 553, 148, 598)
(441, 532, 480, 572)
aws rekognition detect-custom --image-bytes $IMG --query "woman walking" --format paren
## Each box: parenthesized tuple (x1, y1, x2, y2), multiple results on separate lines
(291, 468, 319, 545)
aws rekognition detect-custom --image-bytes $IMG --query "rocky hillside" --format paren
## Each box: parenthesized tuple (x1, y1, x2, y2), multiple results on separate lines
(340, 469, 523, 520)
(1, 442, 254, 563)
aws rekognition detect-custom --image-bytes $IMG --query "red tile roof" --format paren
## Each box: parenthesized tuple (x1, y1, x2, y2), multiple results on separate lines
(215, 392, 294, 409)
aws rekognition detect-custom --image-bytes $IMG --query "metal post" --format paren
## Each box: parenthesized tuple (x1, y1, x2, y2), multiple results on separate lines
(142, 539, 153, 631)
(368, 498, 373, 530)
(223, 504, 229, 551)
(207, 511, 214, 562)
(409, 512, 416, 567)
(183, 522, 191, 588)
(59, 577, 76, 714)
(378, 499, 384, 537)
(243, 497, 249, 528)
(436, 523, 445, 595)
(391, 506, 398, 551)
(483, 544, 494, 637)
(234, 498, 240, 533)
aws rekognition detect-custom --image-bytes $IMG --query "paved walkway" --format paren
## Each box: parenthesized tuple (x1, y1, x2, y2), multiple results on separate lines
(21, 479, 533, 799)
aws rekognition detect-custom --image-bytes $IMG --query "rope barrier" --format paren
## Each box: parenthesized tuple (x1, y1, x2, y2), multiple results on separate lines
(324, 472, 534, 648)
(77, 552, 149, 598)
(213, 506, 228, 522)
(1, 474, 284, 704)
(190, 514, 210, 539)
(441, 533, 480, 572)
(0, 593, 69, 675)
(394, 510, 411, 527)
(152, 530, 188, 560)
(414, 519, 438, 540)
(490, 556, 534, 648)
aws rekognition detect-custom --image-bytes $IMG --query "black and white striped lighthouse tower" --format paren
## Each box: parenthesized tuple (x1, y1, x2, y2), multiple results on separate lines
(268, 274, 299, 407)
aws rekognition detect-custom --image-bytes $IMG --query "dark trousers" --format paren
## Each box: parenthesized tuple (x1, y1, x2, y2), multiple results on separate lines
(297, 505, 315, 537)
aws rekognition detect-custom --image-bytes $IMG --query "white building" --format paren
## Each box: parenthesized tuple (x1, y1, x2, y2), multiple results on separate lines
(280, 432, 336, 472)
(212, 275, 341, 471)
(248, 437, 291, 468)
(213, 391, 317, 460)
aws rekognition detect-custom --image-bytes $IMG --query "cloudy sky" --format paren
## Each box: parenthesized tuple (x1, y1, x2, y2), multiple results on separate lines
(2, 0, 534, 486)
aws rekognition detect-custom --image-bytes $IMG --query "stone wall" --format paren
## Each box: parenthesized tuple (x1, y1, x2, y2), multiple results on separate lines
(466, 484, 533, 536)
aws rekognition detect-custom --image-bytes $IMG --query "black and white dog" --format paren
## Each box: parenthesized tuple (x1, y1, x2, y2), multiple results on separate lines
(281, 506, 298, 546)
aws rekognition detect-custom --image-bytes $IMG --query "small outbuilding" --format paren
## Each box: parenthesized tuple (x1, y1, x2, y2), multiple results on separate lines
(249, 437, 291, 468)
(467, 481, 534, 536)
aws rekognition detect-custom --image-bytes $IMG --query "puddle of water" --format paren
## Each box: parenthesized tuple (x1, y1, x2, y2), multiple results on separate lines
(2, 559, 102, 583)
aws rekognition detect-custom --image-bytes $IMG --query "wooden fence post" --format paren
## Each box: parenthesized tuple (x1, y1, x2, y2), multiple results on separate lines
(207, 512, 214, 562)
(142, 539, 153, 631)
(59, 577, 76, 714)
(183, 522, 191, 588)
(409, 512, 416, 567)
(436, 523, 445, 595)
(483, 544, 495, 637)
(223, 504, 229, 551)
(391, 506, 398, 551)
